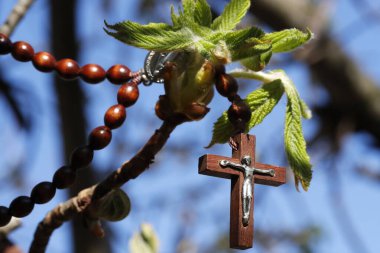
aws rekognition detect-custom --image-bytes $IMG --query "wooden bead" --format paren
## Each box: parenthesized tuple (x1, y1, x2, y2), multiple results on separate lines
(55, 58, 80, 80)
(11, 41, 34, 62)
(155, 95, 173, 121)
(184, 103, 210, 121)
(53, 166, 76, 189)
(9, 196, 34, 218)
(0, 33, 12, 55)
(117, 83, 139, 107)
(70, 146, 94, 170)
(106, 64, 132, 84)
(88, 126, 112, 150)
(0, 206, 11, 227)
(214, 64, 226, 77)
(215, 73, 238, 98)
(228, 98, 252, 126)
(33, 52, 56, 72)
(104, 105, 126, 129)
(80, 64, 106, 84)
(31, 182, 56, 204)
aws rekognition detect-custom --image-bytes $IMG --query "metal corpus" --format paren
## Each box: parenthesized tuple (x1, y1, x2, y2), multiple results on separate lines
(141, 51, 187, 86)
(219, 155, 275, 226)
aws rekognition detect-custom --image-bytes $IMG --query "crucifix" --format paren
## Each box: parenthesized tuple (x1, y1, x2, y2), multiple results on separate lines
(198, 134, 286, 249)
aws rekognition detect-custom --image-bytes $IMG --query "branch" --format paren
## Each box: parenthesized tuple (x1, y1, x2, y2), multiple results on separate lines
(29, 117, 185, 253)
(0, 218, 22, 253)
(0, 0, 36, 36)
(29, 187, 95, 253)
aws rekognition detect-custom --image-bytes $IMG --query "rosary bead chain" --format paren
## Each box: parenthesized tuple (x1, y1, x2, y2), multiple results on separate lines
(0, 33, 134, 85)
(214, 65, 252, 131)
(0, 78, 141, 226)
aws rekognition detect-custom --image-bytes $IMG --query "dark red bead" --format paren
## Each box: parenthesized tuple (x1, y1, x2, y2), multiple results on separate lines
(155, 95, 173, 121)
(31, 182, 56, 204)
(53, 166, 76, 189)
(32, 52, 56, 72)
(104, 105, 126, 129)
(215, 73, 238, 98)
(70, 146, 94, 170)
(214, 64, 226, 77)
(80, 64, 106, 84)
(228, 98, 252, 126)
(88, 126, 112, 150)
(55, 58, 80, 80)
(0, 33, 12, 55)
(9, 196, 34, 218)
(11, 41, 34, 62)
(0, 206, 11, 227)
(106, 64, 132, 84)
(117, 83, 139, 107)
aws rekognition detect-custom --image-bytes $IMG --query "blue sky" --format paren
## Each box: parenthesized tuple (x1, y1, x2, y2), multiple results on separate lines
(1, 0, 380, 252)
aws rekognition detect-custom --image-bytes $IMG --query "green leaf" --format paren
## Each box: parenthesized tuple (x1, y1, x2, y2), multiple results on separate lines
(262, 28, 313, 53)
(300, 99, 312, 119)
(104, 21, 193, 51)
(211, 0, 251, 31)
(224, 27, 265, 50)
(182, 0, 196, 18)
(129, 223, 159, 253)
(170, 5, 181, 28)
(208, 80, 284, 147)
(92, 189, 131, 222)
(240, 49, 273, 71)
(207, 111, 235, 148)
(194, 0, 212, 27)
(232, 42, 272, 62)
(247, 80, 284, 129)
(283, 73, 312, 191)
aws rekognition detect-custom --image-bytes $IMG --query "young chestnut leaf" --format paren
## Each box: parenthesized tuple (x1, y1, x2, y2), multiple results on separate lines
(282, 73, 312, 191)
(262, 28, 313, 53)
(211, 0, 251, 31)
(208, 80, 284, 147)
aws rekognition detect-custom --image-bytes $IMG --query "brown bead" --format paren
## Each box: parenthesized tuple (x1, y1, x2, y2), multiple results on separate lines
(53, 166, 76, 189)
(215, 73, 238, 98)
(0, 206, 11, 227)
(117, 83, 139, 107)
(0, 33, 12, 55)
(11, 41, 34, 62)
(104, 104, 126, 129)
(80, 64, 106, 84)
(9, 196, 34, 218)
(88, 126, 112, 150)
(155, 95, 173, 121)
(55, 58, 80, 80)
(183, 102, 210, 121)
(32, 52, 56, 72)
(228, 98, 252, 126)
(70, 146, 94, 170)
(214, 64, 226, 77)
(106, 64, 132, 84)
(31, 182, 56, 204)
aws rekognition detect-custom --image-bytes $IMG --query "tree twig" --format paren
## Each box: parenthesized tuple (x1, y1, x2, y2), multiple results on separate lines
(0, 0, 36, 36)
(29, 117, 186, 253)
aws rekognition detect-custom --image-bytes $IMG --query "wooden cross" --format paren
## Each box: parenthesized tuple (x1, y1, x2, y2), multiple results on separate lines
(198, 134, 286, 249)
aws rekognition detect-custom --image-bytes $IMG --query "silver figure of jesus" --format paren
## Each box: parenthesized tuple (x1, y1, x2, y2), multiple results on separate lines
(219, 156, 275, 226)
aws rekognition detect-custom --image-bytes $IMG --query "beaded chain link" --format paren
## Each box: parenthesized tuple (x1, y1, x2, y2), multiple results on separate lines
(0, 33, 141, 226)
(0, 33, 251, 227)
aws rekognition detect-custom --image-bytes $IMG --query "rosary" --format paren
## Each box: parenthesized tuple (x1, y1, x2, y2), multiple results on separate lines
(0, 29, 286, 249)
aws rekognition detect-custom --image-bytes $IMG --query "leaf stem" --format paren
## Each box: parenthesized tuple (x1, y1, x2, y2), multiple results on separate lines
(229, 68, 275, 83)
